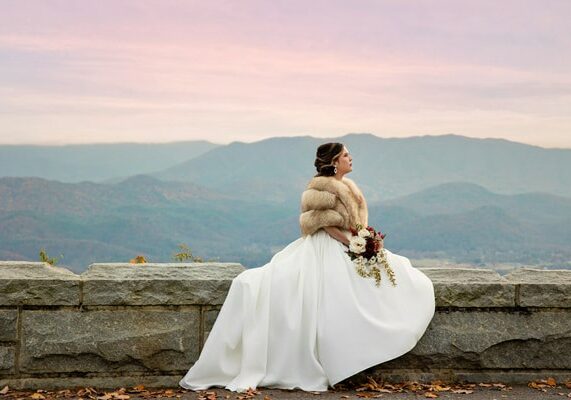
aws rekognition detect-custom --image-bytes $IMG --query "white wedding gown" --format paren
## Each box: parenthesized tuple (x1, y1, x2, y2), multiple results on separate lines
(180, 229, 435, 392)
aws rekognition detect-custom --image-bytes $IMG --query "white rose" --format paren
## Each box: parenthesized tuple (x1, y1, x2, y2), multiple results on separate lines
(349, 236, 366, 254)
(358, 228, 370, 238)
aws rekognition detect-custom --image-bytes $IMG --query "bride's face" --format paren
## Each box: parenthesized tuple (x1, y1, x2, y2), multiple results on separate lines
(335, 147, 353, 176)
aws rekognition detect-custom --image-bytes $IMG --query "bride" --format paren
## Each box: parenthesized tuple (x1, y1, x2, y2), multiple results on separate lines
(179, 142, 435, 392)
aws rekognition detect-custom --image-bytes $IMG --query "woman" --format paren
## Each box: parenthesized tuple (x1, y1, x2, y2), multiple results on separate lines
(180, 142, 435, 392)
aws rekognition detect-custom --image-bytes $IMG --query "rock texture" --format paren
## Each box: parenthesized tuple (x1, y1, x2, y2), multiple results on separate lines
(0, 261, 570, 388)
(0, 347, 15, 372)
(506, 268, 571, 307)
(20, 309, 200, 373)
(82, 263, 244, 305)
(0, 261, 80, 305)
(0, 310, 17, 341)
(421, 268, 516, 307)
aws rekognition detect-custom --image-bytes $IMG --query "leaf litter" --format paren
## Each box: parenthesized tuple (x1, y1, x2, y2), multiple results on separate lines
(6, 377, 569, 399)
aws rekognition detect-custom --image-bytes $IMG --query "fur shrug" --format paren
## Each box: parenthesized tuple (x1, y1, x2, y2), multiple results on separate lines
(299, 176, 368, 236)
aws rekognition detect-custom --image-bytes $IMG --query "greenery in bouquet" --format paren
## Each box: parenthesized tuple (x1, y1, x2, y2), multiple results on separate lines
(346, 224, 397, 287)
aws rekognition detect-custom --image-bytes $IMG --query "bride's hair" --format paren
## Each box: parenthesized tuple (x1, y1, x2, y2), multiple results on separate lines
(314, 142, 344, 177)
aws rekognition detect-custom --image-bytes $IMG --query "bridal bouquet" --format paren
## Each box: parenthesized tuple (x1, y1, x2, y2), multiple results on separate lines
(346, 224, 397, 287)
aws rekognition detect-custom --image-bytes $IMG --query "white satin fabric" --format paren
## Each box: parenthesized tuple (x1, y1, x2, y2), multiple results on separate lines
(179, 229, 435, 392)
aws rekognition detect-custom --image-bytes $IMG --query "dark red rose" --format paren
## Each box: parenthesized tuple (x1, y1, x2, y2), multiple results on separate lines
(365, 240, 375, 252)
(364, 250, 375, 259)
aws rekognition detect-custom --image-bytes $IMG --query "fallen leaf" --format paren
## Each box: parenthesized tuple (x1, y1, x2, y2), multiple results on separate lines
(31, 393, 46, 400)
(548, 378, 558, 387)
(130, 386, 146, 393)
(0, 386, 9, 395)
(566, 381, 571, 389)
(236, 388, 260, 400)
(424, 392, 439, 398)
(198, 391, 217, 400)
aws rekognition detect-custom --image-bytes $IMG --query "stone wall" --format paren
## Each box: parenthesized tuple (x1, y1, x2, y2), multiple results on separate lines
(0, 261, 570, 389)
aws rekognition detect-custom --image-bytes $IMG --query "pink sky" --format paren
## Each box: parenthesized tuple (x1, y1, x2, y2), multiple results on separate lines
(1, 0, 570, 147)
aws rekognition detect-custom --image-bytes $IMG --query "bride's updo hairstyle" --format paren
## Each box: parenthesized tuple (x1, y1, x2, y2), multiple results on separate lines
(314, 142, 344, 177)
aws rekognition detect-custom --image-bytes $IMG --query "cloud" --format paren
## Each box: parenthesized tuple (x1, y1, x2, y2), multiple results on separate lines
(0, 1, 570, 147)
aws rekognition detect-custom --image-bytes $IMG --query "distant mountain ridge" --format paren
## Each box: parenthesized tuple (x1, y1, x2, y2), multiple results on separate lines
(371, 182, 571, 264)
(0, 140, 219, 182)
(383, 181, 571, 224)
(2, 134, 570, 200)
(0, 175, 224, 215)
(155, 134, 571, 201)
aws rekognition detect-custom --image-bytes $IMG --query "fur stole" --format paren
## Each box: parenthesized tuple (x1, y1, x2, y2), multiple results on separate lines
(299, 176, 368, 236)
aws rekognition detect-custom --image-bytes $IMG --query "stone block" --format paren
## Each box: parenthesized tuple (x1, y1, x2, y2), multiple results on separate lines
(421, 268, 515, 307)
(82, 263, 245, 305)
(0, 262, 80, 306)
(20, 308, 200, 373)
(202, 306, 221, 345)
(381, 309, 571, 370)
(506, 268, 571, 307)
(0, 310, 18, 341)
(0, 346, 15, 372)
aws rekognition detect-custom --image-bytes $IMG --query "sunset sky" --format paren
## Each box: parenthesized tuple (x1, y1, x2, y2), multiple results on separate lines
(1, 0, 570, 147)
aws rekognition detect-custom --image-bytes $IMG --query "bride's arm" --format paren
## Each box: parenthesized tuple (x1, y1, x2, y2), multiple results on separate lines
(323, 226, 350, 246)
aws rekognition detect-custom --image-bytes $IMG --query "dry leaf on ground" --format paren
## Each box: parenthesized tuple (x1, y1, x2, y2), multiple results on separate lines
(236, 387, 260, 400)
(547, 378, 557, 386)
(197, 391, 217, 400)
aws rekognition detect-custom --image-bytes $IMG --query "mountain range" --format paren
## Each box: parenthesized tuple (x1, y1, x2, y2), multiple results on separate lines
(1, 177, 569, 272)
(153, 134, 571, 202)
(0, 141, 218, 182)
(0, 134, 569, 272)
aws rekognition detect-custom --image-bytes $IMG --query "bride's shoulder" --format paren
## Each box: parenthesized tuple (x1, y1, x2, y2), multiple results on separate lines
(342, 177, 366, 200)
(306, 175, 334, 190)
(341, 176, 361, 191)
